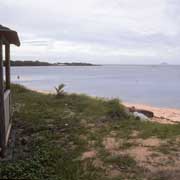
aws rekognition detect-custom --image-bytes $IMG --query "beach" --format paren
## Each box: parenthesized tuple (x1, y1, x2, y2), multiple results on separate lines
(11, 65, 180, 125)
(124, 102, 180, 124)
(31, 88, 180, 125)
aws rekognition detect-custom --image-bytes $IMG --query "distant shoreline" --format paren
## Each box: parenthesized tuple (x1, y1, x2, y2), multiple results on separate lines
(6, 60, 100, 67)
(9, 62, 180, 66)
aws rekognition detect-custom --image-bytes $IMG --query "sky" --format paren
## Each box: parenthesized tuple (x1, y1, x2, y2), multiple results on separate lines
(0, 0, 180, 64)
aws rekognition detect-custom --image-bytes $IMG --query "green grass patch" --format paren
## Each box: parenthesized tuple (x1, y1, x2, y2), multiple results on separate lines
(105, 154, 137, 170)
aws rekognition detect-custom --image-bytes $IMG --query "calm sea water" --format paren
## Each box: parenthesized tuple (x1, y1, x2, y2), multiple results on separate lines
(11, 65, 180, 108)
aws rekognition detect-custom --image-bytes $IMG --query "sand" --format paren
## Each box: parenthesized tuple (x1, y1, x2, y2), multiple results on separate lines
(124, 102, 180, 124)
(30, 88, 54, 94)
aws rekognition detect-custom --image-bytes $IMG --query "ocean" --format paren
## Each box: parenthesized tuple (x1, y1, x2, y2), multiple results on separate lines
(11, 65, 180, 108)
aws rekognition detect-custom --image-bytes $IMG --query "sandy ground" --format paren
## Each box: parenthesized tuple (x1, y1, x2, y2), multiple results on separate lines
(30, 88, 54, 94)
(124, 102, 180, 124)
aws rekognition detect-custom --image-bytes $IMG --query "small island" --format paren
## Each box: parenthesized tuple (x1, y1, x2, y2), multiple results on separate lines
(160, 62, 169, 66)
(5, 60, 98, 66)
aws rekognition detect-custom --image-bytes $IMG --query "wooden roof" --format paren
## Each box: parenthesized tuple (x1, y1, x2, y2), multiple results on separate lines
(0, 25, 20, 46)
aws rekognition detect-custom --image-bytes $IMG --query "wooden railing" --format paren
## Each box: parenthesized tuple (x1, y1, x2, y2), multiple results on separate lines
(4, 89, 11, 145)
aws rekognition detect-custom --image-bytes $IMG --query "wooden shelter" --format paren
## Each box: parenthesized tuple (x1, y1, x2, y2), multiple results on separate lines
(0, 25, 20, 157)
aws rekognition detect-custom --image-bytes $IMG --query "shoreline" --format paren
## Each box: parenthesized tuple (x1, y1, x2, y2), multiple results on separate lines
(30, 88, 180, 124)
(124, 102, 180, 124)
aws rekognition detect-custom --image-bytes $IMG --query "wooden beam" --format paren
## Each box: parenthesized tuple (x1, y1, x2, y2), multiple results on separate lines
(0, 39, 6, 157)
(1, 35, 10, 45)
(5, 44, 10, 89)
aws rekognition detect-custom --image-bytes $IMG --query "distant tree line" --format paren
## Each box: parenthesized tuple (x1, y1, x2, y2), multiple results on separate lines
(3, 60, 97, 66)
(11, 60, 51, 66)
(57, 62, 95, 66)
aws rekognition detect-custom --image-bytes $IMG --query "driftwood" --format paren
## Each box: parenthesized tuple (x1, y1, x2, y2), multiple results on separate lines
(136, 109, 154, 118)
(128, 106, 154, 118)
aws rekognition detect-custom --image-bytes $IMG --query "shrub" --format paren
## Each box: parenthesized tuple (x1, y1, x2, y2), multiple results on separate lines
(55, 84, 65, 97)
(106, 99, 128, 120)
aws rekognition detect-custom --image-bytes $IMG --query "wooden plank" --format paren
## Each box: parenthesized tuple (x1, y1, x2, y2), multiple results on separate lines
(5, 44, 10, 89)
(5, 123, 12, 146)
(4, 90, 10, 133)
(0, 39, 6, 157)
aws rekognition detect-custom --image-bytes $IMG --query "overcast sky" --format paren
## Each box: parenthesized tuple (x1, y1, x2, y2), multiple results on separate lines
(0, 0, 180, 64)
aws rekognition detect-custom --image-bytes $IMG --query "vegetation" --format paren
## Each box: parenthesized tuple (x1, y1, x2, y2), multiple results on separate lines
(9, 60, 51, 66)
(55, 84, 66, 97)
(58, 62, 96, 66)
(4, 60, 97, 66)
(0, 84, 180, 179)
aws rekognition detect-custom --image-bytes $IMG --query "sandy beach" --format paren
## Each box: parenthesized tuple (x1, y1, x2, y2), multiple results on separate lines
(124, 102, 180, 124)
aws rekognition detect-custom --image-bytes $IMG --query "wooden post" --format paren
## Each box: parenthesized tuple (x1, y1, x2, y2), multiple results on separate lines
(0, 39, 6, 157)
(5, 44, 10, 90)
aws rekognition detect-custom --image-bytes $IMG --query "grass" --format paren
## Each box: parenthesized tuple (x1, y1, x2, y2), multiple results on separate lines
(0, 84, 180, 179)
(104, 154, 137, 170)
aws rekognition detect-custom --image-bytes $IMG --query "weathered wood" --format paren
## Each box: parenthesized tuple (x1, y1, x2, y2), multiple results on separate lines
(5, 44, 10, 89)
(4, 90, 11, 145)
(0, 25, 20, 46)
(0, 26, 20, 158)
(0, 39, 6, 157)
(1, 35, 9, 45)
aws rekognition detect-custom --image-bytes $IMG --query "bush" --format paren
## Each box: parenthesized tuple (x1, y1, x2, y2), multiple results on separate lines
(106, 99, 128, 120)
(55, 84, 65, 97)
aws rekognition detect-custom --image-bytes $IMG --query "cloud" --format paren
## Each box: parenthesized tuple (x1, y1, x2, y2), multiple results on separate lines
(0, 0, 180, 64)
